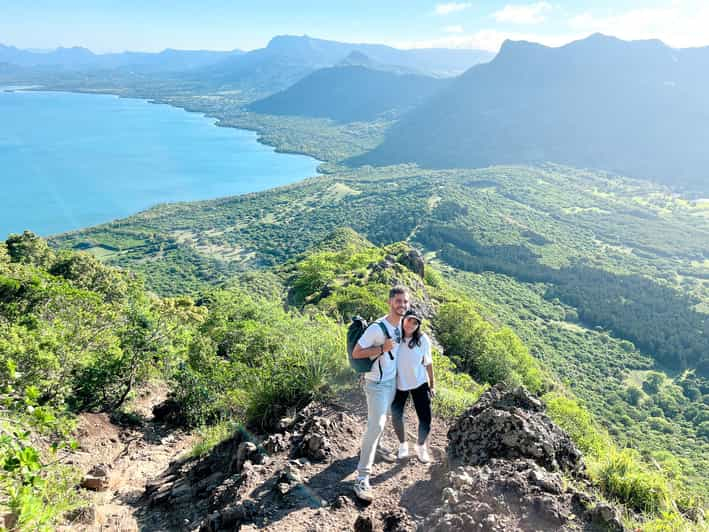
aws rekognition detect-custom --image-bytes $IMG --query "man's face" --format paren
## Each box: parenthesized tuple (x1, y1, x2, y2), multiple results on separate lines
(389, 292, 410, 317)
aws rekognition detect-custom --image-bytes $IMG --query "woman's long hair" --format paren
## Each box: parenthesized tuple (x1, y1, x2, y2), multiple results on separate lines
(403, 316, 422, 348)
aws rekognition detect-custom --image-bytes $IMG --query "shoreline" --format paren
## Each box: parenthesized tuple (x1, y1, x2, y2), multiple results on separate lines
(20, 85, 330, 169)
(1, 89, 324, 238)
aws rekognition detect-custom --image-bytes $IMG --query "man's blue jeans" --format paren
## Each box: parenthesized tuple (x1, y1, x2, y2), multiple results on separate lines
(357, 377, 396, 479)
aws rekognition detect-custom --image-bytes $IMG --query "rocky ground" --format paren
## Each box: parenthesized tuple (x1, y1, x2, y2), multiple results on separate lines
(425, 385, 625, 532)
(62, 383, 627, 531)
(141, 388, 450, 531)
(59, 384, 196, 530)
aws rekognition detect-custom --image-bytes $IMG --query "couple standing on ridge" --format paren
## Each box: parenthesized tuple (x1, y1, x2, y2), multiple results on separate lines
(350, 286, 436, 502)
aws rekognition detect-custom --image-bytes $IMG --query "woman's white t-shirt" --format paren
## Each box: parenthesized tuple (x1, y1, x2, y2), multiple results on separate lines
(397, 333, 432, 391)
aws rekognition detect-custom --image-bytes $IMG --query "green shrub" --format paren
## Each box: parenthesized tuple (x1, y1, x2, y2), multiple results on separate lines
(244, 315, 347, 429)
(0, 371, 84, 529)
(173, 289, 348, 430)
(316, 283, 388, 322)
(435, 301, 546, 392)
(5, 231, 55, 269)
(624, 385, 643, 406)
(590, 447, 673, 514)
(543, 391, 612, 456)
(189, 420, 242, 458)
(431, 352, 485, 417)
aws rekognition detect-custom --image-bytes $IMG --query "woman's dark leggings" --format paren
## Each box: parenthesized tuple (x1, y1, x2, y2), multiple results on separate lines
(391, 382, 431, 445)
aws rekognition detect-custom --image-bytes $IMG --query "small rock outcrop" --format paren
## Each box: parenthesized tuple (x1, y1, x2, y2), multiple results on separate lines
(448, 384, 584, 474)
(80, 463, 110, 492)
(398, 248, 425, 278)
(289, 403, 356, 461)
(424, 385, 625, 532)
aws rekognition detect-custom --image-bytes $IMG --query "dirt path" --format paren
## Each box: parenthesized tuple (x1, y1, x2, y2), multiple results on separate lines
(238, 389, 450, 531)
(63, 384, 196, 531)
(125, 384, 453, 531)
(62, 382, 452, 531)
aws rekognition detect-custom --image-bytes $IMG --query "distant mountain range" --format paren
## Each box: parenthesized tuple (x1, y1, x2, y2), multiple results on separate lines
(248, 63, 448, 122)
(0, 35, 492, 91)
(0, 44, 243, 72)
(354, 33, 709, 191)
(191, 35, 492, 92)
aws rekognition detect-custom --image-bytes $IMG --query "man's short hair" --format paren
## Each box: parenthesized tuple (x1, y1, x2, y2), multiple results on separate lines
(389, 285, 409, 299)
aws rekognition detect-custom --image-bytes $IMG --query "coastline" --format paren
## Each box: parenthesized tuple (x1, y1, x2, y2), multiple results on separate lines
(0, 89, 324, 238)
(20, 85, 330, 170)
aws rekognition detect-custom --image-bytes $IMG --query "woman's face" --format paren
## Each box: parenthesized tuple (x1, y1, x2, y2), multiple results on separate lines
(403, 316, 420, 337)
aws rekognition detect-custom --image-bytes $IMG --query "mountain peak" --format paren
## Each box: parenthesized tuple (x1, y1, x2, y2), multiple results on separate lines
(338, 50, 375, 67)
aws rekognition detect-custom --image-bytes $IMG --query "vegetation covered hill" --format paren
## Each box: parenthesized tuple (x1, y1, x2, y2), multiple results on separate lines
(354, 33, 709, 193)
(50, 163, 709, 499)
(248, 65, 447, 123)
(2, 230, 704, 529)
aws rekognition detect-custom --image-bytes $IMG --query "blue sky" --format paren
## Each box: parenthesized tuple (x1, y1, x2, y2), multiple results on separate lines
(2, 0, 708, 53)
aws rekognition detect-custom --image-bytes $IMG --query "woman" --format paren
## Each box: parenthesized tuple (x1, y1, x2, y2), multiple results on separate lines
(391, 309, 435, 463)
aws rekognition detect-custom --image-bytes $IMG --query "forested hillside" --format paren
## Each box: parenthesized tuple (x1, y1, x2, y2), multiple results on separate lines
(355, 33, 709, 193)
(2, 229, 704, 529)
(248, 65, 447, 123)
(50, 163, 709, 499)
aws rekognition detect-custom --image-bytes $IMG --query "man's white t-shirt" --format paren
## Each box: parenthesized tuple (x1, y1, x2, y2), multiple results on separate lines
(357, 316, 401, 382)
(397, 333, 432, 391)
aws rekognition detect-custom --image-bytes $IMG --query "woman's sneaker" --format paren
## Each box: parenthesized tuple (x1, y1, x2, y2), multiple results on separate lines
(415, 444, 431, 464)
(398, 442, 409, 459)
(353, 476, 373, 502)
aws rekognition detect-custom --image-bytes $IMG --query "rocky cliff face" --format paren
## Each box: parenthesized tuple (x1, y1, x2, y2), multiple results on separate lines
(424, 385, 625, 531)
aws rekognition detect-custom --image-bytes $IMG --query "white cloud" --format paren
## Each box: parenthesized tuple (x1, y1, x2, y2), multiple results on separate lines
(434, 2, 472, 15)
(493, 2, 552, 24)
(444, 25, 465, 33)
(568, 1, 709, 48)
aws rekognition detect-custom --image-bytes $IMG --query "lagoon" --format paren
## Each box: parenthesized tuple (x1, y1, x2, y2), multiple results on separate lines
(0, 90, 319, 236)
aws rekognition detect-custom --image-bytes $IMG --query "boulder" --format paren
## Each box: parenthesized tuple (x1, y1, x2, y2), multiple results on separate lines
(80, 463, 110, 491)
(398, 248, 425, 278)
(423, 385, 627, 532)
(448, 385, 583, 474)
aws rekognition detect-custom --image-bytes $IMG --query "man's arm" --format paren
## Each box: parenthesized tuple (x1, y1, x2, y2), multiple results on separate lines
(352, 339, 394, 359)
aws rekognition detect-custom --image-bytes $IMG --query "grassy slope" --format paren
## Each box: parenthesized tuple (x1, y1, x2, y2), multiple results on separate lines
(50, 164, 709, 494)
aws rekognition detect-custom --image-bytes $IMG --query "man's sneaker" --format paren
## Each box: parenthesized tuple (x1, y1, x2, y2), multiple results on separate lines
(353, 477, 373, 502)
(375, 446, 397, 463)
(415, 444, 431, 464)
(398, 442, 409, 459)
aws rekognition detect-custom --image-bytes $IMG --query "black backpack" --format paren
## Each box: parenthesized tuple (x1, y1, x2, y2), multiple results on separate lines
(347, 316, 394, 381)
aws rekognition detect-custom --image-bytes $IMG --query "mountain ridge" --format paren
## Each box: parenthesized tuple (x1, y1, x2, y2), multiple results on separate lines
(354, 33, 709, 192)
(247, 64, 448, 123)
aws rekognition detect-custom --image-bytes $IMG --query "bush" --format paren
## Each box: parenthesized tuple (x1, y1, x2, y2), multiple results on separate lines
(431, 352, 485, 417)
(0, 371, 84, 529)
(543, 391, 611, 456)
(624, 385, 643, 406)
(316, 283, 388, 322)
(172, 289, 349, 430)
(590, 447, 673, 514)
(435, 301, 546, 392)
(5, 231, 54, 269)
(189, 421, 242, 458)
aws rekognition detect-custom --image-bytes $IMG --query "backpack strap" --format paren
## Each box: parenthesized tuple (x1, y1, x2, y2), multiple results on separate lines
(378, 321, 395, 361)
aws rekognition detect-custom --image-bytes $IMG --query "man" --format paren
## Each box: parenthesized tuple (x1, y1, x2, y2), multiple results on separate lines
(350, 285, 410, 501)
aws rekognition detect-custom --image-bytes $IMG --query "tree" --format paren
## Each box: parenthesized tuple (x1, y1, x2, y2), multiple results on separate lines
(643, 372, 664, 395)
(5, 231, 54, 269)
(625, 385, 643, 406)
(0, 242, 9, 272)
